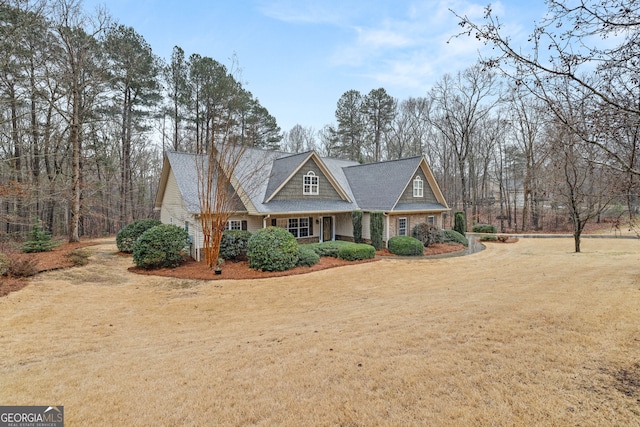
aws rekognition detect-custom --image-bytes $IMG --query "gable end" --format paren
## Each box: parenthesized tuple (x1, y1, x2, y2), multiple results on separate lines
(270, 157, 343, 201)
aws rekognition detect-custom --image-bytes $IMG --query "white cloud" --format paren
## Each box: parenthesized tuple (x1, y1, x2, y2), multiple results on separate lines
(356, 27, 414, 49)
(328, 0, 544, 94)
(257, 0, 349, 25)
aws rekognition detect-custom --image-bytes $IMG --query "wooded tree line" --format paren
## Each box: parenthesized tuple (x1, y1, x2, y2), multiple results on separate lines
(0, 0, 281, 241)
(2, 0, 638, 249)
(279, 0, 639, 249)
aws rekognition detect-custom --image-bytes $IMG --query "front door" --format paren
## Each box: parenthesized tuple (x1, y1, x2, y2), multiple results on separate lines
(322, 216, 333, 242)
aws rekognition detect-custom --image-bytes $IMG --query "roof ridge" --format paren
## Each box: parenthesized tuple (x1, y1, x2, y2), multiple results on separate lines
(344, 155, 423, 169)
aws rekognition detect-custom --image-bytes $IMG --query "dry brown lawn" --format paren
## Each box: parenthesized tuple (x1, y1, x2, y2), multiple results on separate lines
(1, 236, 639, 426)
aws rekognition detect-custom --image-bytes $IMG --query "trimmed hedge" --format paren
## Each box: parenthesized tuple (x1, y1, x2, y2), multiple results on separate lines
(337, 243, 375, 261)
(247, 226, 298, 272)
(297, 245, 320, 267)
(480, 234, 508, 242)
(220, 230, 251, 261)
(305, 240, 351, 258)
(443, 229, 468, 246)
(388, 236, 424, 256)
(472, 224, 497, 233)
(117, 218, 162, 253)
(132, 224, 189, 269)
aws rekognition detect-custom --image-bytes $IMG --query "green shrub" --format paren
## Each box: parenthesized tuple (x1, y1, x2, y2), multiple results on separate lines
(132, 224, 189, 269)
(117, 218, 162, 253)
(337, 243, 375, 261)
(412, 223, 444, 247)
(454, 211, 466, 236)
(388, 236, 424, 256)
(472, 224, 497, 233)
(297, 245, 320, 267)
(220, 230, 252, 261)
(480, 234, 508, 242)
(443, 229, 468, 246)
(247, 226, 298, 272)
(22, 220, 58, 253)
(352, 210, 363, 243)
(305, 240, 351, 257)
(370, 211, 384, 250)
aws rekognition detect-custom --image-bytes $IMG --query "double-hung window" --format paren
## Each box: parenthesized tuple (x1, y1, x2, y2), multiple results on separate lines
(398, 217, 407, 236)
(276, 217, 311, 238)
(303, 171, 319, 195)
(413, 176, 423, 198)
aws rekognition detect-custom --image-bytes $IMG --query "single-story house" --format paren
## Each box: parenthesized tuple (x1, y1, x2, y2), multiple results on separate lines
(154, 146, 450, 260)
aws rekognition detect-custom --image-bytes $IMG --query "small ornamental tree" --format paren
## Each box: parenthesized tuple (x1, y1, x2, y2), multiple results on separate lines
(454, 211, 466, 235)
(370, 211, 384, 250)
(352, 210, 363, 243)
(22, 219, 57, 253)
(412, 223, 444, 247)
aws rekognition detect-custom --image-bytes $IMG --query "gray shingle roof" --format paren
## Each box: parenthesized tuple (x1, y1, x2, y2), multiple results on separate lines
(165, 151, 201, 213)
(163, 148, 447, 215)
(264, 151, 313, 201)
(343, 156, 423, 210)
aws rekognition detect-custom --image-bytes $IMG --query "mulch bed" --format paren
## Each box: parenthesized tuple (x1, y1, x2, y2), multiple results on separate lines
(0, 240, 98, 297)
(1, 241, 467, 296)
(128, 243, 466, 281)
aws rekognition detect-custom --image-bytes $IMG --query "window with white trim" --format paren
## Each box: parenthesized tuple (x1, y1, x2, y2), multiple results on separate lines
(413, 176, 423, 197)
(276, 217, 310, 238)
(427, 215, 435, 226)
(303, 171, 319, 195)
(398, 217, 407, 236)
(226, 220, 242, 230)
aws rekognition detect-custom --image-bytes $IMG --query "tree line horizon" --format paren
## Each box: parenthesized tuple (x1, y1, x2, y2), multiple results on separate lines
(1, 0, 638, 253)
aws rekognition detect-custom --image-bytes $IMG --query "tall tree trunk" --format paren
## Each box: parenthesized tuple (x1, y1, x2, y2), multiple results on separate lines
(69, 73, 81, 243)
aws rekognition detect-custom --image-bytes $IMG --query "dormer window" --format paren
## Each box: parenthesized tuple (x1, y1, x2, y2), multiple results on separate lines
(413, 176, 423, 197)
(303, 171, 319, 195)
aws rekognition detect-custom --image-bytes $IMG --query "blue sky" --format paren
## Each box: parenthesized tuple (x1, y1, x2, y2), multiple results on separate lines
(84, 0, 548, 134)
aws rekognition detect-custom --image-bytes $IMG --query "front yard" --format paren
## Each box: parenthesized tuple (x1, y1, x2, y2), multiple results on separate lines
(1, 237, 638, 425)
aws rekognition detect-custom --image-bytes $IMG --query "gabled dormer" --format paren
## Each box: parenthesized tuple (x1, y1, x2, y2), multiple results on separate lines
(393, 157, 447, 208)
(264, 151, 351, 203)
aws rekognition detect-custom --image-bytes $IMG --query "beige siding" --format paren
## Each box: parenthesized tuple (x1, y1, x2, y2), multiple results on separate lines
(334, 212, 353, 238)
(160, 171, 195, 229)
(271, 158, 342, 201)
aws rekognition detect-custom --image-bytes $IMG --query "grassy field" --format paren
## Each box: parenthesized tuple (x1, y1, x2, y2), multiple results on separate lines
(1, 237, 639, 426)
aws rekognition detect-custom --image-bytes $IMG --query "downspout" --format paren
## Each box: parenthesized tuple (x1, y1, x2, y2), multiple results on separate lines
(194, 228, 199, 262)
(263, 214, 271, 229)
(384, 212, 389, 248)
